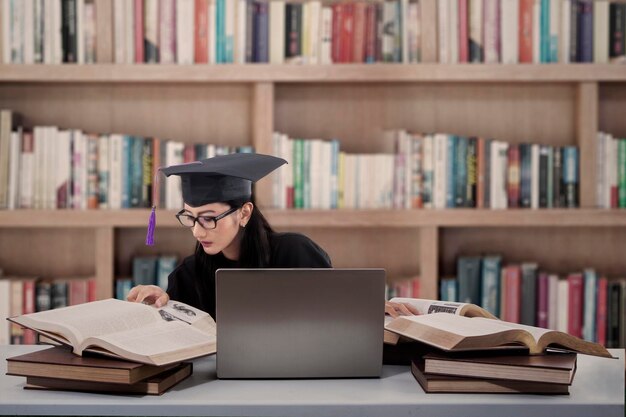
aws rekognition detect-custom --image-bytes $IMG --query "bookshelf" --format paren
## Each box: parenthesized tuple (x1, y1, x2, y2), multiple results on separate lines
(0, 2, 625, 345)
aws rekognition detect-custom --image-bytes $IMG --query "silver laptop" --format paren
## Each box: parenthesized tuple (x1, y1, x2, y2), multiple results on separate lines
(215, 268, 386, 379)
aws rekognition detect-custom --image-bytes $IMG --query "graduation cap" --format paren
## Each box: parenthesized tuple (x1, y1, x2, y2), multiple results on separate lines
(145, 153, 287, 246)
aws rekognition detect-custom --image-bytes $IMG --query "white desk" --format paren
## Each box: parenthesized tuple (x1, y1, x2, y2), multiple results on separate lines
(0, 345, 623, 417)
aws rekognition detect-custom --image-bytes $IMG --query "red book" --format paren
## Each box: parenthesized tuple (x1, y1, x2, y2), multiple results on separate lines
(194, 0, 209, 63)
(536, 272, 549, 329)
(134, 0, 145, 63)
(503, 265, 521, 324)
(22, 279, 37, 345)
(567, 273, 584, 339)
(341, 3, 355, 62)
(69, 279, 89, 306)
(518, 0, 533, 63)
(458, 0, 469, 62)
(183, 144, 196, 163)
(507, 145, 520, 208)
(87, 278, 97, 302)
(352, 2, 367, 63)
(364, 4, 376, 62)
(595, 276, 608, 346)
(331, 4, 344, 63)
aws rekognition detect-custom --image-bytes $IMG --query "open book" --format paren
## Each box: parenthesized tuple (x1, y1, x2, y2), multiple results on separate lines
(384, 298, 497, 344)
(385, 312, 614, 358)
(8, 299, 217, 366)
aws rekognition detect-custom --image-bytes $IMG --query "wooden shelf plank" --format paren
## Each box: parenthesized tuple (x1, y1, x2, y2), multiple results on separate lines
(2, 208, 626, 228)
(0, 64, 625, 83)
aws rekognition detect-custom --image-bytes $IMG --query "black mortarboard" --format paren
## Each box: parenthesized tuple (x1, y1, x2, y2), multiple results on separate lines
(145, 153, 287, 245)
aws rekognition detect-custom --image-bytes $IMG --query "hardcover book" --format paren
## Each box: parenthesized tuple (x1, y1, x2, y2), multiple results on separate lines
(8, 299, 216, 366)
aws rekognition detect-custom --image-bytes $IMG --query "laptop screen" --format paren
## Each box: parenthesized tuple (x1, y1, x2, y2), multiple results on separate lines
(215, 268, 386, 379)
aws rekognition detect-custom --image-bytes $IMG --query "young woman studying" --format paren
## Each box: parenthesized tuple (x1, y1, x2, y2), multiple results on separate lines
(126, 152, 417, 319)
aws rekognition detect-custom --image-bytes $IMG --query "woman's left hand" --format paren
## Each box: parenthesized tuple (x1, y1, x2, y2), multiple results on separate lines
(385, 301, 421, 318)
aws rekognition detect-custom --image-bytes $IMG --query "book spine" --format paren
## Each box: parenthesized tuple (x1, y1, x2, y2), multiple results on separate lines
(520, 262, 538, 326)
(457, 256, 481, 305)
(481, 256, 501, 317)
(536, 272, 549, 328)
(507, 144, 520, 208)
(595, 276, 608, 346)
(562, 146, 578, 207)
(567, 273, 584, 339)
(582, 268, 597, 342)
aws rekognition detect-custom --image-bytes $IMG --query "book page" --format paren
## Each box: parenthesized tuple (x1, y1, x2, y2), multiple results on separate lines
(395, 313, 526, 338)
(86, 320, 216, 364)
(16, 299, 162, 345)
(471, 317, 552, 342)
(390, 298, 471, 315)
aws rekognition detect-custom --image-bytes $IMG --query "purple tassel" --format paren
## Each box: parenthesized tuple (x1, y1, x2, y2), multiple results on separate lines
(145, 206, 156, 246)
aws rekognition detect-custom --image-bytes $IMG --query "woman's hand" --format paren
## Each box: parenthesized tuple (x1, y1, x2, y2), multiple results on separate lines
(126, 285, 170, 308)
(385, 301, 421, 318)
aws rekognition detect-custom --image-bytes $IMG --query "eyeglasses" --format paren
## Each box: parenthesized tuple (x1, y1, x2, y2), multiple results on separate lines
(175, 206, 239, 230)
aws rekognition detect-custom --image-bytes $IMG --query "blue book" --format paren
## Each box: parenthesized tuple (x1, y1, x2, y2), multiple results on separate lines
(157, 256, 178, 291)
(446, 135, 457, 208)
(440, 278, 458, 302)
(115, 278, 133, 300)
(562, 146, 579, 207)
(121, 135, 131, 208)
(480, 255, 502, 317)
(582, 269, 597, 342)
(129, 137, 144, 208)
(457, 257, 481, 305)
(577, 0, 594, 62)
(455, 137, 468, 208)
(132, 256, 158, 286)
(254, 1, 269, 62)
(540, 0, 550, 62)
(520, 263, 538, 326)
(216, 0, 225, 63)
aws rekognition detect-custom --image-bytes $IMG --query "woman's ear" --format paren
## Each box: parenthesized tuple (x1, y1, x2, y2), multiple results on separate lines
(240, 202, 254, 227)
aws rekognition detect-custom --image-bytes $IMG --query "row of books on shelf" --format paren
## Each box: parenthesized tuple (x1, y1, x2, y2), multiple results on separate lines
(5, 0, 626, 66)
(115, 255, 179, 301)
(273, 130, 584, 210)
(440, 255, 626, 348)
(596, 131, 626, 209)
(0, 275, 96, 345)
(0, 110, 253, 210)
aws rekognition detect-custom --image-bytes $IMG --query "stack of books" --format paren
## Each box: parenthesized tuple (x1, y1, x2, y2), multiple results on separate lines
(411, 350, 576, 394)
(6, 347, 192, 395)
(383, 298, 615, 395)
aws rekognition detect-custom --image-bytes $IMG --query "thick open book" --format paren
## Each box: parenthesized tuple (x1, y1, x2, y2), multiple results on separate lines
(384, 298, 497, 344)
(385, 313, 614, 358)
(8, 299, 216, 366)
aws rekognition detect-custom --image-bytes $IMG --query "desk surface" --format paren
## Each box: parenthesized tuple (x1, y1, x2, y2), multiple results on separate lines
(0, 345, 624, 417)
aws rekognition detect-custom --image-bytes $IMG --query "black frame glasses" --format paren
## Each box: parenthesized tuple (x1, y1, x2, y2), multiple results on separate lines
(175, 206, 239, 230)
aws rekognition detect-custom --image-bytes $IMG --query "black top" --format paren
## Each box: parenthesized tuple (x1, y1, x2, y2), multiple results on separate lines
(166, 232, 332, 318)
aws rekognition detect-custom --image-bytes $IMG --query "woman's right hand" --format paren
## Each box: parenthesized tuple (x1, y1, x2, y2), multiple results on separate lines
(126, 285, 170, 308)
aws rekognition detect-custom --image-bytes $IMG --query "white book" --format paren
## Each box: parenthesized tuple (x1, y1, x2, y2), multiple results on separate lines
(593, 0, 609, 63)
(403, 132, 413, 209)
(108, 134, 123, 210)
(52, 0, 62, 63)
(483, 0, 500, 63)
(530, 143, 539, 209)
(272, 132, 281, 208)
(559, 0, 570, 63)
(8, 130, 21, 210)
(10, 0, 24, 63)
(448, 0, 458, 63)
(270, 0, 286, 64)
(532, 0, 540, 63)
(165, 141, 184, 209)
(208, 0, 216, 64)
(308, 1, 321, 65)
(33, 0, 43, 63)
(498, 141, 509, 209)
(236, 0, 246, 64)
(56, 130, 72, 209)
(23, 0, 34, 64)
(1, 0, 10, 63)
(501, 0, 519, 64)
(437, 0, 449, 63)
(322, 140, 332, 209)
(556, 279, 568, 333)
(469, 0, 483, 62)
(19, 132, 34, 209)
(319, 6, 332, 64)
(83, 0, 96, 63)
(408, 2, 420, 63)
(97, 134, 109, 209)
(124, 0, 135, 63)
(433, 134, 448, 209)
(301, 2, 310, 60)
(32, 127, 43, 209)
(489, 140, 499, 209)
(144, 0, 158, 63)
(47, 126, 59, 209)
(0, 278, 11, 345)
(547, 274, 559, 330)
(596, 132, 605, 208)
(176, 0, 194, 64)
(113, 0, 125, 63)
(225, 0, 235, 62)
(401, 0, 409, 63)
(159, 0, 176, 64)
(308, 139, 321, 209)
(43, 0, 54, 63)
(76, 0, 84, 64)
(549, 0, 560, 62)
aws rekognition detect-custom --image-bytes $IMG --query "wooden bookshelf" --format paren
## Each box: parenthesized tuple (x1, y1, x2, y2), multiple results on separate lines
(0, 14, 625, 308)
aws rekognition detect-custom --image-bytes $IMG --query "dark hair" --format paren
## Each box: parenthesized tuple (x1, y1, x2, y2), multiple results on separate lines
(192, 196, 274, 310)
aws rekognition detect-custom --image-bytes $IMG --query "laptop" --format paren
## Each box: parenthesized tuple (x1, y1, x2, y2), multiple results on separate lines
(215, 268, 386, 379)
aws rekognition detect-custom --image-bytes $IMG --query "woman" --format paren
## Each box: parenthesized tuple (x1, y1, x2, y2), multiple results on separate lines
(127, 153, 331, 318)
(127, 152, 416, 319)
